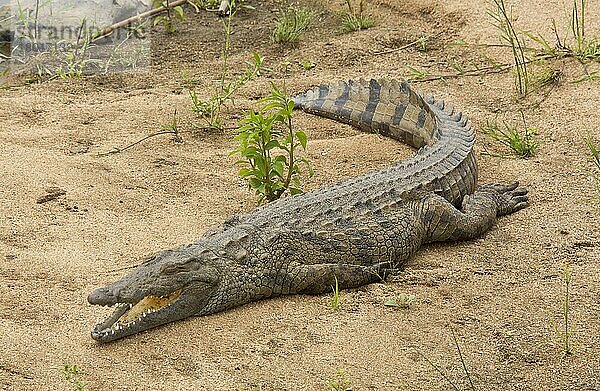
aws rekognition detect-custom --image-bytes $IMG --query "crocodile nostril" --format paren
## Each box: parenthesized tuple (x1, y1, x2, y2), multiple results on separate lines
(87, 287, 115, 305)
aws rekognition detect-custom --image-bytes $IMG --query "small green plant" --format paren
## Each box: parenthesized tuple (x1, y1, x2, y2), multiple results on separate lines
(190, 52, 263, 130)
(161, 110, 184, 143)
(152, 0, 186, 33)
(416, 35, 429, 51)
(341, 0, 375, 33)
(191, 0, 251, 12)
(586, 137, 600, 168)
(192, 0, 221, 9)
(14, 0, 39, 46)
(551, 263, 574, 356)
(405, 65, 430, 80)
(272, 6, 313, 44)
(523, 0, 599, 61)
(231, 82, 312, 204)
(190, 0, 264, 130)
(384, 292, 416, 308)
(324, 368, 352, 391)
(61, 362, 86, 391)
(448, 59, 466, 75)
(529, 61, 562, 90)
(572, 70, 600, 83)
(10, 1, 151, 79)
(586, 138, 600, 193)
(482, 114, 538, 158)
(567, 0, 600, 59)
(299, 59, 316, 70)
(330, 277, 340, 310)
(489, 0, 530, 96)
(54, 18, 92, 79)
(571, 0, 586, 53)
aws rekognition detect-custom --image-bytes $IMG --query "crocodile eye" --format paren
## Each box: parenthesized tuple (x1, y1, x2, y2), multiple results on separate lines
(160, 264, 188, 275)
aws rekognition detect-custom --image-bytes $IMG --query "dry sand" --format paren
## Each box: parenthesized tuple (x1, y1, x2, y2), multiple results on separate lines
(1, 0, 599, 389)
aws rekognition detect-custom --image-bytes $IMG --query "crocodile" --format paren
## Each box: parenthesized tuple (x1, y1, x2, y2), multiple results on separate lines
(88, 79, 528, 342)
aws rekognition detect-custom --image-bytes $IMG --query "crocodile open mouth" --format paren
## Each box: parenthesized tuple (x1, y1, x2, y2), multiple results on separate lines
(92, 290, 182, 339)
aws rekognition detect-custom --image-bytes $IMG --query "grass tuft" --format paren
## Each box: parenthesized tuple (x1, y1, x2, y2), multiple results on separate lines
(529, 61, 562, 90)
(488, 0, 529, 96)
(341, 12, 375, 33)
(482, 113, 538, 158)
(272, 6, 313, 44)
(551, 263, 574, 356)
(586, 137, 600, 193)
(417, 328, 476, 391)
(416, 35, 429, 52)
(341, 0, 375, 33)
(330, 276, 340, 310)
(405, 65, 430, 80)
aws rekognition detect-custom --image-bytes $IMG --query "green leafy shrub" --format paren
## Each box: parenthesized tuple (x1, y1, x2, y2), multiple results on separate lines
(231, 83, 312, 204)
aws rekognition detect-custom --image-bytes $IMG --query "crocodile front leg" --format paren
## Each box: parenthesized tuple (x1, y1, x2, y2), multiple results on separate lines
(423, 182, 528, 243)
(283, 262, 387, 295)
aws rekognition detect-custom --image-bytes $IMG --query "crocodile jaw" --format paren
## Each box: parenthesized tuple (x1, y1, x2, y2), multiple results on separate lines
(90, 289, 185, 342)
(88, 243, 224, 342)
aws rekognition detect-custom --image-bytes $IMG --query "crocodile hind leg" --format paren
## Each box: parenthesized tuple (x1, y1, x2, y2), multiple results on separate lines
(423, 182, 528, 243)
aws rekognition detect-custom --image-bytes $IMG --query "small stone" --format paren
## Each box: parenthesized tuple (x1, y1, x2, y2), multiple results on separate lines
(36, 187, 66, 204)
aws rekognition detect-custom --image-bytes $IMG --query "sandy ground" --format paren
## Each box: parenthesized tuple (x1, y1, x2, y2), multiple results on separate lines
(1, 0, 599, 389)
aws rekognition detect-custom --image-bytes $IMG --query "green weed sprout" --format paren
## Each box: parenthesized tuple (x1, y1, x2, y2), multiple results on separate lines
(384, 292, 416, 308)
(61, 362, 86, 391)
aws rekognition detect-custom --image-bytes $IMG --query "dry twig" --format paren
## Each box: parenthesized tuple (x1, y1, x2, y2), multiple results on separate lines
(373, 33, 442, 55)
(92, 0, 188, 41)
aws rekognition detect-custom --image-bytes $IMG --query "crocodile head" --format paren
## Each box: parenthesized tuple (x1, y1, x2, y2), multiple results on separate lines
(88, 245, 222, 342)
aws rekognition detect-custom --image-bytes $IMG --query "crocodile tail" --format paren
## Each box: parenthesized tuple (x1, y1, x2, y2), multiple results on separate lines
(292, 79, 440, 149)
(293, 79, 477, 206)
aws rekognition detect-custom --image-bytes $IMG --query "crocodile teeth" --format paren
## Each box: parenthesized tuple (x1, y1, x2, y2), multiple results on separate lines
(91, 290, 183, 340)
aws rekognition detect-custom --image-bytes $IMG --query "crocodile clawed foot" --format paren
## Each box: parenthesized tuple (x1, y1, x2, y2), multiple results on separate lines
(479, 181, 529, 216)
